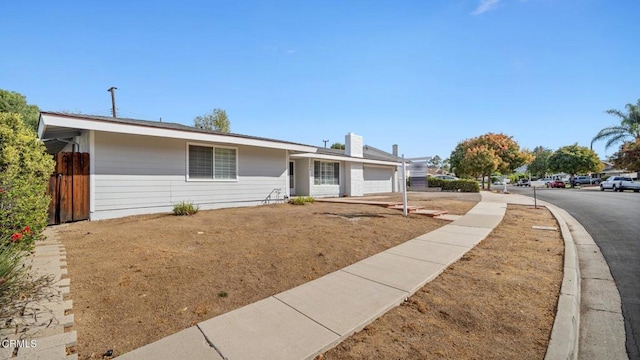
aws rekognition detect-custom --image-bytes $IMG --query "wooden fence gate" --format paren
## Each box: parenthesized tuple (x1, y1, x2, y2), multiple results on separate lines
(47, 152, 90, 225)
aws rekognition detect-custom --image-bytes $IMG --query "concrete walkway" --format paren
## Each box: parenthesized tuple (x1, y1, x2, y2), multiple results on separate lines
(0, 226, 77, 360)
(116, 192, 540, 360)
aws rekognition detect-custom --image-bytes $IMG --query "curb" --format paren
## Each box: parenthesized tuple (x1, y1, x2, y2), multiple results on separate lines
(544, 204, 580, 360)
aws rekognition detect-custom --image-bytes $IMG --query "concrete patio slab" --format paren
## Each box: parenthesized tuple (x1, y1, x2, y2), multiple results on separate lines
(450, 213, 504, 228)
(385, 239, 468, 265)
(198, 297, 339, 360)
(117, 326, 221, 360)
(341, 252, 446, 294)
(274, 271, 407, 336)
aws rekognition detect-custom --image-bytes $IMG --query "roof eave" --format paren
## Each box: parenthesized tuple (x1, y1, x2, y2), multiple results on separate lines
(290, 152, 401, 166)
(39, 113, 317, 152)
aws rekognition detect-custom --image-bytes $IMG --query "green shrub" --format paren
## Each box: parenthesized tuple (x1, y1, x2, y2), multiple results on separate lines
(428, 178, 479, 192)
(0, 113, 54, 249)
(427, 177, 445, 188)
(173, 201, 200, 215)
(0, 110, 54, 330)
(289, 196, 315, 205)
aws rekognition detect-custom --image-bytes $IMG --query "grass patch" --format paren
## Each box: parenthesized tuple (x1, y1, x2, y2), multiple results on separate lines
(172, 201, 200, 216)
(289, 196, 315, 205)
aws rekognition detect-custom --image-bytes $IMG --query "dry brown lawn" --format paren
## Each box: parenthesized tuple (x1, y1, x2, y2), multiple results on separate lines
(59, 192, 479, 359)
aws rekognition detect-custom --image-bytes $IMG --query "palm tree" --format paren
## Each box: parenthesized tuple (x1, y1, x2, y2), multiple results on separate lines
(591, 99, 640, 150)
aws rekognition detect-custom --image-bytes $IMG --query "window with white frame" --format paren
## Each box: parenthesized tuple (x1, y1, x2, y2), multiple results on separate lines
(314, 161, 339, 185)
(188, 144, 237, 180)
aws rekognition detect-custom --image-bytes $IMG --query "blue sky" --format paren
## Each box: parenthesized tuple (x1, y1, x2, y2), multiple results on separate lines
(2, 0, 638, 160)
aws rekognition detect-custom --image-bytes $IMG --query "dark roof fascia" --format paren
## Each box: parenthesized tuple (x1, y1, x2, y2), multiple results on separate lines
(40, 111, 313, 148)
(314, 146, 401, 163)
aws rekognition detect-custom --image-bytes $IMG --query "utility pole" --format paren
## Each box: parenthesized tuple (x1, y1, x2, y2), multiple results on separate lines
(323, 139, 329, 148)
(107, 87, 117, 118)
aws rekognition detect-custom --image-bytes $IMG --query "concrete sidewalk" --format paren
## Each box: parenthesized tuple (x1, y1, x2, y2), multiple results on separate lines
(117, 193, 521, 360)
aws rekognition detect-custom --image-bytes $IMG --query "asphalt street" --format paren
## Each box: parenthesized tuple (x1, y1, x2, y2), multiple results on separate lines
(510, 186, 640, 359)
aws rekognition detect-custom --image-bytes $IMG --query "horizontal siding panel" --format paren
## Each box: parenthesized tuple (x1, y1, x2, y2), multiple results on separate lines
(311, 185, 340, 197)
(95, 198, 170, 209)
(93, 132, 289, 215)
(95, 191, 172, 200)
(95, 175, 178, 182)
(95, 132, 185, 176)
(94, 185, 173, 193)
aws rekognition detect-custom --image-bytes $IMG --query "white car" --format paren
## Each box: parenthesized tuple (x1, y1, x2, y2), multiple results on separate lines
(431, 175, 459, 180)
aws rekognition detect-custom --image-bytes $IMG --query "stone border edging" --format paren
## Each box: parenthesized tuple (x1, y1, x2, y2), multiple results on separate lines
(0, 226, 78, 359)
(543, 204, 580, 360)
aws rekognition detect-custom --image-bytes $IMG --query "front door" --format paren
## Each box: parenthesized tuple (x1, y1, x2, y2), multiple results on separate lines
(289, 161, 295, 195)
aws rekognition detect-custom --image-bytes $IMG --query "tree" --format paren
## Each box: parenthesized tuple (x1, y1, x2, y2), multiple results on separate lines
(611, 141, 640, 172)
(591, 99, 640, 151)
(450, 133, 529, 189)
(0, 89, 40, 132)
(428, 155, 442, 169)
(194, 108, 230, 133)
(330, 142, 345, 150)
(548, 144, 602, 187)
(528, 146, 553, 178)
(0, 113, 55, 248)
(441, 158, 451, 172)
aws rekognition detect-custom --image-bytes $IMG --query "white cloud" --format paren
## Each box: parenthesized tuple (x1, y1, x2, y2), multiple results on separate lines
(472, 0, 501, 15)
(286, 49, 296, 54)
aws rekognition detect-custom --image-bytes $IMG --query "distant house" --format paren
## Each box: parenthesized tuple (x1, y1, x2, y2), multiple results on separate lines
(38, 112, 402, 221)
(598, 160, 629, 178)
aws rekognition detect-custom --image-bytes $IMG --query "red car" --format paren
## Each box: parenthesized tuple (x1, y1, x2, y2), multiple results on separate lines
(546, 180, 566, 188)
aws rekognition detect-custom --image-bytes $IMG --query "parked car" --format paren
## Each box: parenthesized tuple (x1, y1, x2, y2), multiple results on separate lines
(600, 176, 640, 192)
(546, 180, 565, 188)
(431, 175, 459, 180)
(516, 179, 530, 187)
(570, 176, 601, 186)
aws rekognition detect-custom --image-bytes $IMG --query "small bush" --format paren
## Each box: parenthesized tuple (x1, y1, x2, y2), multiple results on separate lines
(289, 196, 315, 205)
(173, 201, 200, 216)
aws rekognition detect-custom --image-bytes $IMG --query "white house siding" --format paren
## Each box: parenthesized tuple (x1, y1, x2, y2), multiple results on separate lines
(92, 131, 287, 220)
(363, 165, 393, 194)
(345, 162, 364, 196)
